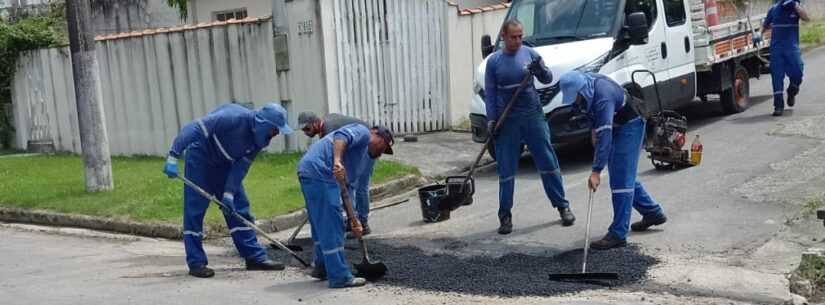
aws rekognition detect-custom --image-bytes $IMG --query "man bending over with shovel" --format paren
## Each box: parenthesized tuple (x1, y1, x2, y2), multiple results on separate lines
(297, 123, 394, 288)
(162, 103, 292, 278)
(559, 71, 668, 250)
(298, 111, 375, 237)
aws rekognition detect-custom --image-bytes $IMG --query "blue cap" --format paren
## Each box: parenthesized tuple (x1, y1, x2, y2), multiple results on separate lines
(559, 71, 588, 105)
(255, 103, 293, 135)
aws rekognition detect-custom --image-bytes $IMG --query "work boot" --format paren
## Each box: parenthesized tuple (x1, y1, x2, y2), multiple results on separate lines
(590, 234, 627, 250)
(188, 266, 215, 278)
(787, 86, 799, 107)
(246, 259, 285, 271)
(309, 266, 327, 280)
(558, 207, 576, 226)
(631, 214, 668, 232)
(772, 109, 783, 117)
(498, 215, 513, 235)
(337, 277, 367, 288)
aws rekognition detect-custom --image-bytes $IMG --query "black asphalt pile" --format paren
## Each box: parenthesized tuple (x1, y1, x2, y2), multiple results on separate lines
(270, 239, 657, 297)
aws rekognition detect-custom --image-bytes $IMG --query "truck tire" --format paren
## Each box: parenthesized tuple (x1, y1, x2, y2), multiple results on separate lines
(720, 64, 751, 114)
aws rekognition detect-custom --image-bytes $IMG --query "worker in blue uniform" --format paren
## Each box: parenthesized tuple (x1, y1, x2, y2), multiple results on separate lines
(297, 123, 393, 288)
(163, 103, 293, 278)
(484, 19, 575, 235)
(559, 71, 668, 250)
(298, 112, 375, 236)
(762, 0, 809, 116)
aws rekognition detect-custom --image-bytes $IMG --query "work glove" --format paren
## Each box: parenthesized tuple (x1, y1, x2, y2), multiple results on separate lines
(487, 120, 498, 138)
(782, 0, 799, 10)
(220, 192, 237, 214)
(527, 57, 545, 76)
(752, 32, 763, 45)
(163, 156, 178, 178)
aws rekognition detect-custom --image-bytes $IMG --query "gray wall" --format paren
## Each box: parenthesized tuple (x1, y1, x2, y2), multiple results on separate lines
(12, 18, 297, 155)
(91, 0, 184, 34)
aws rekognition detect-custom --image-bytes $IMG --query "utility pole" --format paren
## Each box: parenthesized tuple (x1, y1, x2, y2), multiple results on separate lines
(66, 0, 114, 192)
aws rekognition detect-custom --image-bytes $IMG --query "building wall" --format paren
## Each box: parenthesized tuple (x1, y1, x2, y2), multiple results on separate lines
(189, 0, 272, 23)
(91, 0, 183, 34)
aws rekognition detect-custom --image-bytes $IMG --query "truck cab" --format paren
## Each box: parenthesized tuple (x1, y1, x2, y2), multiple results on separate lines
(470, 0, 765, 145)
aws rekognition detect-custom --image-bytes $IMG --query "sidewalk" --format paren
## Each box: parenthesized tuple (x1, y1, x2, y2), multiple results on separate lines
(382, 131, 494, 178)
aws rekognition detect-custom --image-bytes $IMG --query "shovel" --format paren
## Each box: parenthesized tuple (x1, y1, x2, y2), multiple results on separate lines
(176, 176, 311, 268)
(548, 190, 619, 281)
(336, 178, 388, 281)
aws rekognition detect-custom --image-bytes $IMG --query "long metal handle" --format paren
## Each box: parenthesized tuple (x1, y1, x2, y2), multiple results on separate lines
(176, 176, 311, 267)
(461, 71, 535, 191)
(582, 190, 595, 274)
(287, 212, 309, 244)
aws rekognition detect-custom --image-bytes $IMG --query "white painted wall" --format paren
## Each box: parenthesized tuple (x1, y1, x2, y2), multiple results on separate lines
(446, 7, 508, 129)
(189, 0, 272, 23)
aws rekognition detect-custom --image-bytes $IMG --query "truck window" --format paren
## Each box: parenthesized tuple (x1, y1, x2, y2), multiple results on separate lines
(663, 0, 687, 26)
(502, 0, 621, 48)
(625, 0, 657, 32)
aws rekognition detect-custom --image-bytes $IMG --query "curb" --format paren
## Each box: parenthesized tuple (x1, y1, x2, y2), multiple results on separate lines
(0, 207, 182, 239)
(0, 174, 425, 240)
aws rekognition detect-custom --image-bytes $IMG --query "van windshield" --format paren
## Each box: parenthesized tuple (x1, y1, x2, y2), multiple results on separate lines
(504, 0, 621, 47)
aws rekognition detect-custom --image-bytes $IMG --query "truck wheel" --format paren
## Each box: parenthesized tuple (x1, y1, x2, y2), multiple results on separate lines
(720, 64, 751, 114)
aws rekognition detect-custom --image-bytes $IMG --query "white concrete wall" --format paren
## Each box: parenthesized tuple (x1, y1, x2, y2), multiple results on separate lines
(189, 0, 272, 23)
(446, 7, 508, 129)
(10, 18, 308, 155)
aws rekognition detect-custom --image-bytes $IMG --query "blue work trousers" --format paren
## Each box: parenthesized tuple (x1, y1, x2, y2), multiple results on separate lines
(353, 158, 375, 225)
(770, 48, 804, 110)
(494, 112, 569, 220)
(300, 177, 354, 288)
(182, 148, 268, 269)
(606, 118, 664, 240)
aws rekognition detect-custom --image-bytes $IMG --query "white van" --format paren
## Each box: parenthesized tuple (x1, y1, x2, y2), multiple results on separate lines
(469, 0, 770, 145)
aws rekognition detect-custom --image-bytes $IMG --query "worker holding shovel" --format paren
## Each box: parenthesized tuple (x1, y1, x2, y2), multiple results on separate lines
(296, 123, 393, 288)
(298, 112, 375, 237)
(162, 103, 292, 278)
(558, 71, 668, 250)
(484, 19, 575, 235)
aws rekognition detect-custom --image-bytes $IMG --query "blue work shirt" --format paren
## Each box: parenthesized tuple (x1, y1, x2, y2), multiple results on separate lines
(573, 75, 627, 173)
(169, 103, 264, 195)
(484, 46, 553, 122)
(297, 123, 372, 185)
(764, 2, 801, 49)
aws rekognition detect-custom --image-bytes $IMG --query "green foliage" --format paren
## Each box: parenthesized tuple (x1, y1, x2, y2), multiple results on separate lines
(0, 8, 65, 149)
(165, 0, 188, 21)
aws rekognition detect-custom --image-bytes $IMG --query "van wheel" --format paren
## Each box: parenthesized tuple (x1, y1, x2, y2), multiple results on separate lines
(486, 139, 524, 161)
(720, 64, 751, 114)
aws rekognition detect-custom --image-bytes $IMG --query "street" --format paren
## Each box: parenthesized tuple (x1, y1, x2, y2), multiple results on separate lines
(3, 47, 825, 305)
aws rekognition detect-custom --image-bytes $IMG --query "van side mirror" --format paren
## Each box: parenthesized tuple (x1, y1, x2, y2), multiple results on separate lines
(626, 12, 649, 45)
(481, 34, 494, 58)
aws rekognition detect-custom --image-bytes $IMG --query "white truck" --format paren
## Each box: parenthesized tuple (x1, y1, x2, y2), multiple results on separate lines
(469, 0, 772, 145)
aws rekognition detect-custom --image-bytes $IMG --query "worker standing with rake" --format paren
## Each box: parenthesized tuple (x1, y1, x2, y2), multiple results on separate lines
(559, 71, 668, 250)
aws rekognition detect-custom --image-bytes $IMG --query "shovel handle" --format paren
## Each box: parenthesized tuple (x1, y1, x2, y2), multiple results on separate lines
(336, 178, 362, 238)
(462, 70, 535, 190)
(176, 176, 311, 268)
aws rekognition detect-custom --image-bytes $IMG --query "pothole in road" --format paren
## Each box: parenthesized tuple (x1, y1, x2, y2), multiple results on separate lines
(270, 239, 657, 297)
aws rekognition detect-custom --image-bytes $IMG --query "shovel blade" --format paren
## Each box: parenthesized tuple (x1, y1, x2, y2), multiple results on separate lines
(355, 260, 387, 281)
(548, 272, 619, 281)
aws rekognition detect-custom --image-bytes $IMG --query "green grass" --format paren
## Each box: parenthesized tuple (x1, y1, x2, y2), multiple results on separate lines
(0, 153, 418, 227)
(801, 19, 825, 48)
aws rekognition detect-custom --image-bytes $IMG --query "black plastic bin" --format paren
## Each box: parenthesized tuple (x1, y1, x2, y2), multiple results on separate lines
(417, 176, 475, 223)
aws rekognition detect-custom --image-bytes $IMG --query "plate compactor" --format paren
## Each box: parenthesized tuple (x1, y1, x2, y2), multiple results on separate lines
(631, 70, 697, 170)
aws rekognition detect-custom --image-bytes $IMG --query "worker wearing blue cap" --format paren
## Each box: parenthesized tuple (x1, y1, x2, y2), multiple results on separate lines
(559, 71, 667, 250)
(762, 0, 809, 116)
(163, 102, 293, 278)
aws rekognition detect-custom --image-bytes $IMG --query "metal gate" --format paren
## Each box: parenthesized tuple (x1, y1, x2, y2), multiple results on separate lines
(331, 0, 449, 134)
